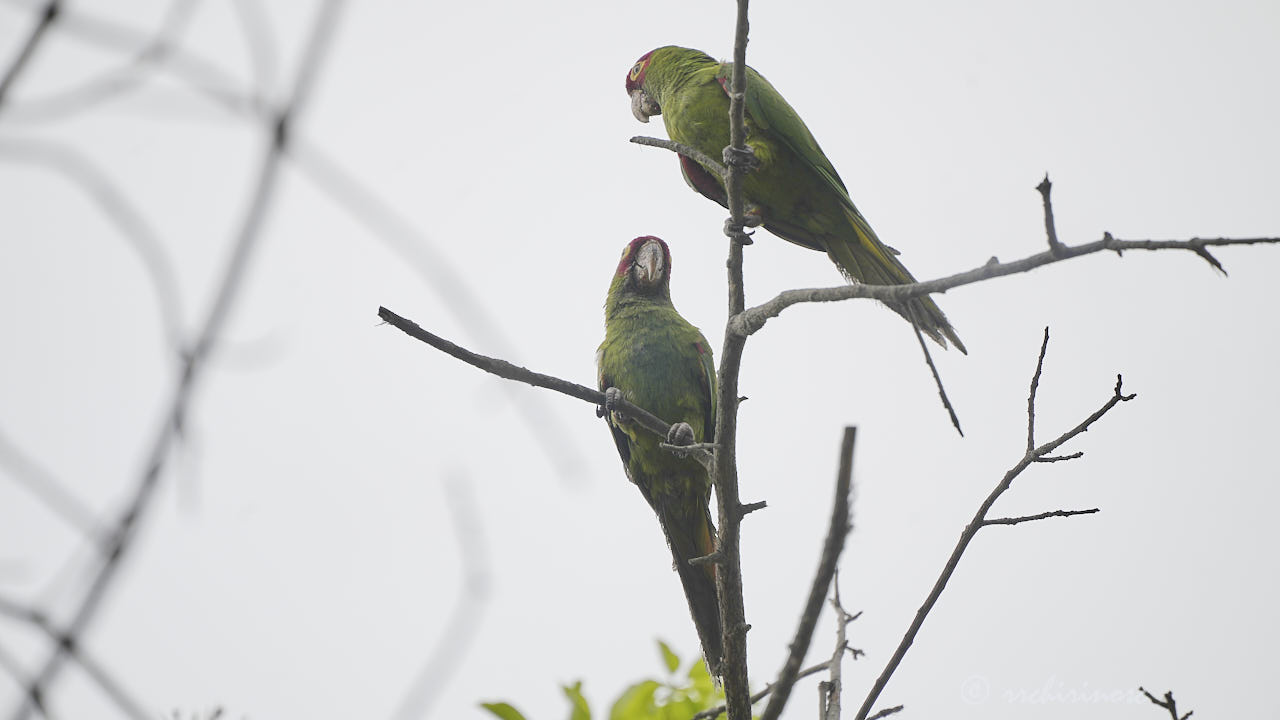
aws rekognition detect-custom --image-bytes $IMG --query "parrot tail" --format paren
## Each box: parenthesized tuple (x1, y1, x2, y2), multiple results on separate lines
(826, 209, 968, 354)
(657, 499, 724, 676)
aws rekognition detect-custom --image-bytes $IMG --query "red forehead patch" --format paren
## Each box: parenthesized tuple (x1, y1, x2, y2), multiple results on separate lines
(625, 50, 655, 93)
(616, 235, 670, 276)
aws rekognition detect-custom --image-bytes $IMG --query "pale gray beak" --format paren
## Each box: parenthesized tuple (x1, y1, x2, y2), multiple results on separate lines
(634, 240, 664, 286)
(629, 88, 660, 123)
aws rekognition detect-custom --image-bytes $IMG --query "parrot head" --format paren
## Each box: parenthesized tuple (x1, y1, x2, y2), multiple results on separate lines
(626, 49, 662, 123)
(615, 235, 672, 295)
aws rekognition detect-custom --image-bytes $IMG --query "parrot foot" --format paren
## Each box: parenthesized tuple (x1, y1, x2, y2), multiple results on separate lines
(722, 144, 760, 171)
(666, 422, 695, 447)
(602, 387, 626, 419)
(743, 203, 763, 228)
(723, 217, 754, 245)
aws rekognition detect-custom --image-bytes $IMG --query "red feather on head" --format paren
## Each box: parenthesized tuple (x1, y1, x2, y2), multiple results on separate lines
(616, 235, 671, 277)
(625, 50, 655, 93)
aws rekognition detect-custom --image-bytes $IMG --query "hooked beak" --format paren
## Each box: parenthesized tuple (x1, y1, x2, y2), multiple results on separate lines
(634, 240, 665, 286)
(629, 88, 660, 123)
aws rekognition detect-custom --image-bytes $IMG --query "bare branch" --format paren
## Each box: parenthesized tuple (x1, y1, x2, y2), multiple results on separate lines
(7, 3, 347, 716)
(709, 2, 756, 716)
(1036, 174, 1065, 255)
(731, 233, 1279, 337)
(377, 306, 712, 468)
(1026, 327, 1050, 452)
(630, 135, 728, 177)
(820, 574, 853, 720)
(296, 140, 590, 478)
(1140, 686, 1194, 720)
(911, 322, 961, 435)
(0, 0, 59, 108)
(865, 706, 904, 720)
(691, 660, 832, 720)
(853, 334, 1135, 719)
(759, 427, 855, 720)
(984, 508, 1099, 526)
(1034, 452, 1084, 463)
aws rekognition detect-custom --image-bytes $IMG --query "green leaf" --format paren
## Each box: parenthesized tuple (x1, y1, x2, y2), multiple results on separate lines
(480, 702, 528, 720)
(563, 681, 592, 720)
(657, 640, 680, 674)
(609, 679, 660, 720)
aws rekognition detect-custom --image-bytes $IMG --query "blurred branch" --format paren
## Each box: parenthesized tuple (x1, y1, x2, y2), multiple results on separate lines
(392, 474, 493, 720)
(759, 427, 854, 720)
(6, 2, 347, 717)
(0, 0, 59, 108)
(299, 143, 590, 479)
(0, 138, 185, 347)
(1139, 686, 1193, 720)
(0, 596, 149, 719)
(376, 306, 711, 468)
(0, 425, 100, 538)
(732, 179, 1280, 337)
(0, 0, 260, 123)
(852, 328, 1134, 720)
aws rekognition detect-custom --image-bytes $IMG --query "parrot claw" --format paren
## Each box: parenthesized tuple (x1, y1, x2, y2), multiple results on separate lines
(743, 203, 763, 227)
(723, 218, 754, 245)
(722, 145, 760, 171)
(603, 387, 625, 413)
(666, 422, 696, 447)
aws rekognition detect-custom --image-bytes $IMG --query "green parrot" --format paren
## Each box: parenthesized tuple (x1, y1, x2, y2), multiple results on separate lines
(626, 46, 965, 353)
(597, 235, 722, 675)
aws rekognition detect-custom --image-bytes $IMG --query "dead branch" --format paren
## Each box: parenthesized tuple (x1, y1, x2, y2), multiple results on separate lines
(759, 428, 855, 720)
(1140, 687, 1194, 720)
(852, 328, 1133, 719)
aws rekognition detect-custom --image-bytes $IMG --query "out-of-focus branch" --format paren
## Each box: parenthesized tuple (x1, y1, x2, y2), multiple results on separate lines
(376, 306, 711, 468)
(0, 596, 149, 720)
(0, 425, 100, 537)
(1139, 687, 1193, 720)
(852, 328, 1134, 720)
(0, 0, 59, 108)
(733, 229, 1278, 337)
(300, 143, 590, 479)
(759, 427, 855, 720)
(0, 138, 185, 347)
(392, 474, 493, 720)
(7, 3, 347, 717)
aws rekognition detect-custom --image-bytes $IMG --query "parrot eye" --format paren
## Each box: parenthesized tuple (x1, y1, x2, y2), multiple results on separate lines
(629, 61, 645, 81)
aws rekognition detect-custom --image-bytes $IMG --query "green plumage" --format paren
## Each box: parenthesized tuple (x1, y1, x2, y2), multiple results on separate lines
(627, 45, 965, 352)
(597, 236, 722, 675)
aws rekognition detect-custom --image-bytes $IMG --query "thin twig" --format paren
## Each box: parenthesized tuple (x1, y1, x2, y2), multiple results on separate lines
(0, 425, 101, 537)
(984, 508, 1099, 526)
(731, 234, 1279, 337)
(1026, 327, 1049, 452)
(759, 427, 855, 720)
(1139, 687, 1193, 720)
(820, 574, 851, 720)
(7, 3, 347, 717)
(691, 660, 832, 720)
(297, 141, 590, 479)
(630, 135, 728, 177)
(865, 706, 904, 720)
(376, 306, 712, 468)
(1036, 174, 1065, 255)
(853, 333, 1136, 719)
(911, 322, 961, 435)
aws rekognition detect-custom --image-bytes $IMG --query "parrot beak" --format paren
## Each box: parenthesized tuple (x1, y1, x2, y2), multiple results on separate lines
(630, 88, 660, 123)
(634, 240, 665, 287)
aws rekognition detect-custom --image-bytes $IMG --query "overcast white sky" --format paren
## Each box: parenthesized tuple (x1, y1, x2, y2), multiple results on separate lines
(1, 1, 1278, 718)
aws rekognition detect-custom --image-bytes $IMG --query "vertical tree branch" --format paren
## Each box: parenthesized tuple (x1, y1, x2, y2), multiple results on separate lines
(710, 1, 754, 717)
